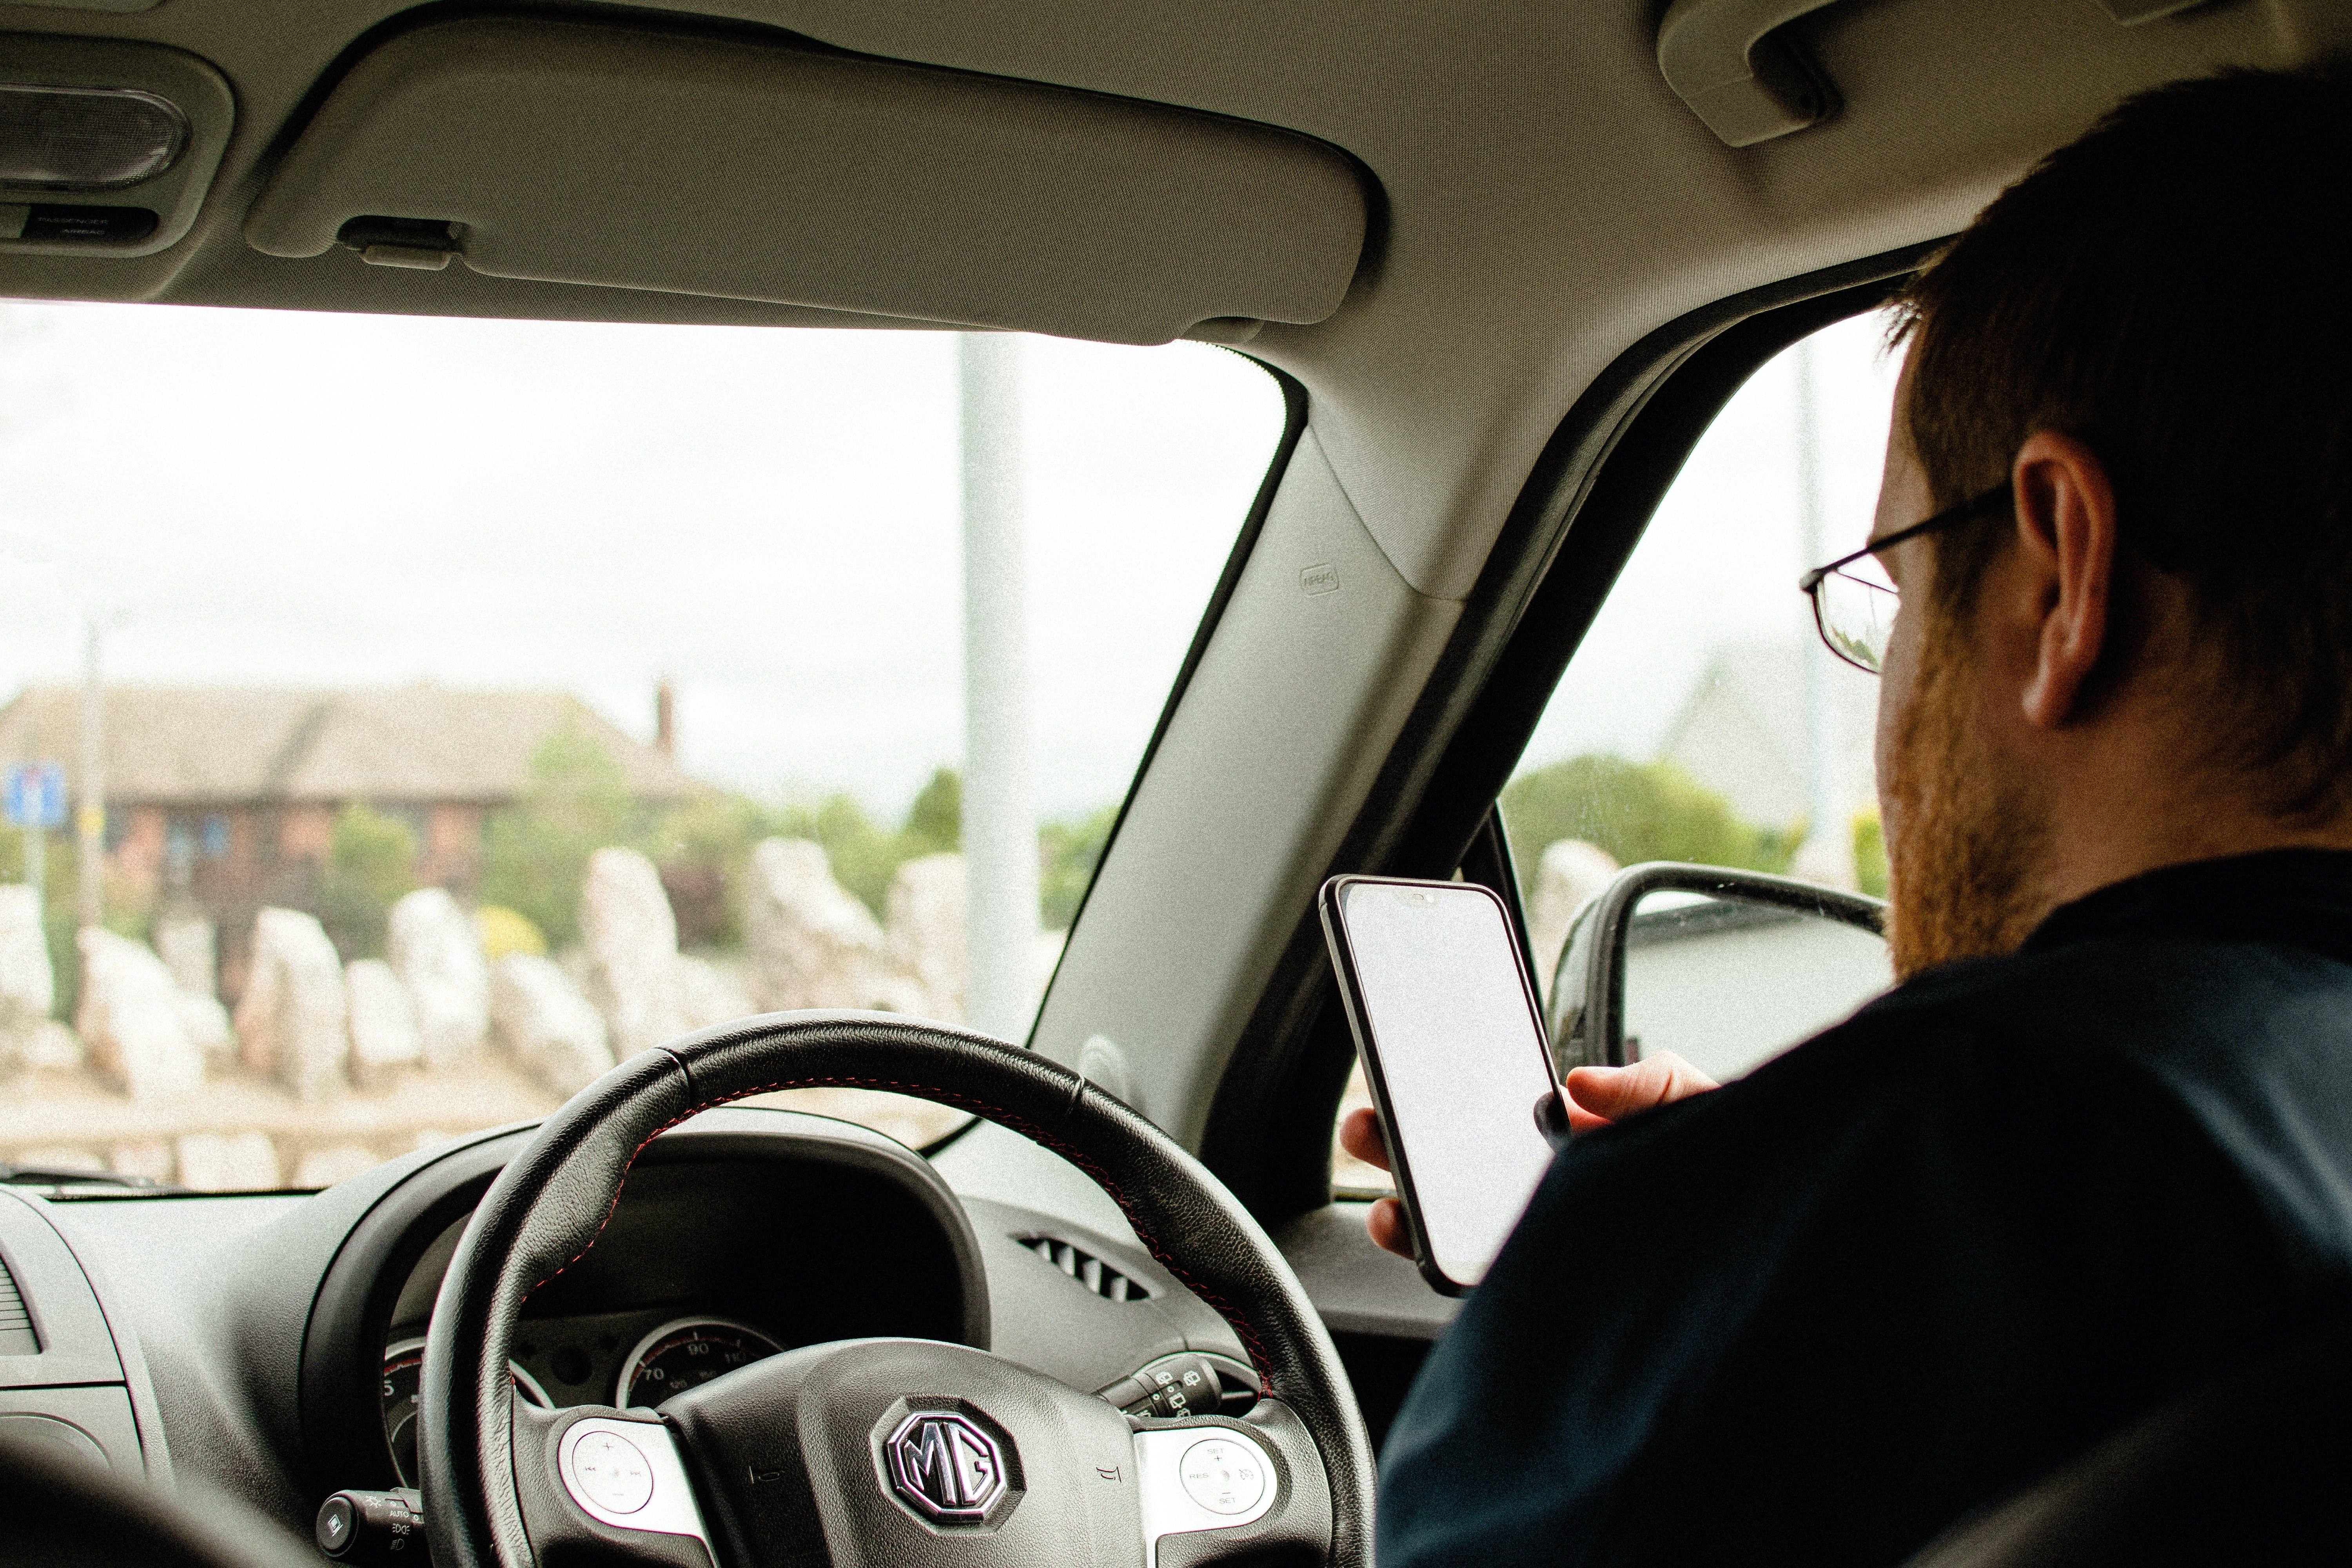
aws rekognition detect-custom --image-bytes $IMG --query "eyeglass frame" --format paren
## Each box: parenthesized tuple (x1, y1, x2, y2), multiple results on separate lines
(1797, 477, 2015, 675)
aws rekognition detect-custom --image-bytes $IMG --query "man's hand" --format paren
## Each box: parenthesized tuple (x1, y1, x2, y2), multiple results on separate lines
(1339, 1052, 1721, 1260)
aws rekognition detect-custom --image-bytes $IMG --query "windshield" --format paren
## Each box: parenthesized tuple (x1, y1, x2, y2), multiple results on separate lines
(0, 302, 1286, 1192)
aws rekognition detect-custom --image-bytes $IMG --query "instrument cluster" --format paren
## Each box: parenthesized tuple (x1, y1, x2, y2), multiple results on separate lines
(376, 1313, 789, 1487)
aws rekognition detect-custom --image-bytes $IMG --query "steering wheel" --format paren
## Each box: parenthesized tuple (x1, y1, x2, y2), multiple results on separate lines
(417, 1011, 1376, 1568)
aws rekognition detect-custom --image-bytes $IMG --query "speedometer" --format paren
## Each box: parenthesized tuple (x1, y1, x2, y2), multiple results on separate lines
(381, 1337, 550, 1488)
(616, 1317, 785, 1408)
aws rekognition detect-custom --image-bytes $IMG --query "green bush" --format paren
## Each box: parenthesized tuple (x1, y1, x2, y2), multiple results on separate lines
(1853, 807, 1889, 900)
(642, 790, 771, 947)
(1499, 753, 1794, 887)
(479, 724, 633, 949)
(903, 768, 961, 859)
(769, 769, 1118, 932)
(1040, 804, 1117, 932)
(317, 802, 419, 959)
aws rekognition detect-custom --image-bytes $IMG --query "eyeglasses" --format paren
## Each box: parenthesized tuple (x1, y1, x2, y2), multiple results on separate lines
(1797, 479, 2013, 674)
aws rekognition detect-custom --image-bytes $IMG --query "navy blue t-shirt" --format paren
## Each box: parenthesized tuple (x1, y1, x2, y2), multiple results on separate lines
(1378, 850, 2352, 1568)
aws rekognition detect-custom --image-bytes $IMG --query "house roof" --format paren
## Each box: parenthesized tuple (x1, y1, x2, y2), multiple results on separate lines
(1658, 639, 1878, 831)
(0, 686, 701, 806)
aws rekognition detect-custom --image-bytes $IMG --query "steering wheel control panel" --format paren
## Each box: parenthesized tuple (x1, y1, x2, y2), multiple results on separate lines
(1100, 1350, 1262, 1422)
(555, 1414, 711, 1543)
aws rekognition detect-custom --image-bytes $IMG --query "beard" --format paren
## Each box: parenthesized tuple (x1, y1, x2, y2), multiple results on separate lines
(1880, 612, 2050, 980)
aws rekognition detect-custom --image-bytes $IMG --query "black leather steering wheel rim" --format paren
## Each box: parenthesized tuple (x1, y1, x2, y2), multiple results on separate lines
(419, 1009, 1375, 1568)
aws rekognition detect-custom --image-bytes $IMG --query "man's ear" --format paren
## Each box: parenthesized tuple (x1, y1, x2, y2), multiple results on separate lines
(2011, 430, 2118, 729)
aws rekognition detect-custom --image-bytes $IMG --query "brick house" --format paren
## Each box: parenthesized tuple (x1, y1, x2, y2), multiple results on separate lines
(0, 684, 698, 991)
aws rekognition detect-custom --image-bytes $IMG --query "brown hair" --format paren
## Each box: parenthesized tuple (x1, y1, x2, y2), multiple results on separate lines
(1892, 69, 2352, 820)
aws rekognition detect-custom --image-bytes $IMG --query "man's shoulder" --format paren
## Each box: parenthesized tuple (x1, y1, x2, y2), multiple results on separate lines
(1556, 924, 2352, 1246)
(1817, 922, 2352, 1090)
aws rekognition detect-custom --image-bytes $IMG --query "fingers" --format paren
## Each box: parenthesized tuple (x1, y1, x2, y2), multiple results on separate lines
(1365, 1196, 1414, 1258)
(1558, 1085, 1616, 1136)
(1339, 1111, 1413, 1258)
(1563, 1050, 1720, 1129)
(1337, 1105, 1392, 1172)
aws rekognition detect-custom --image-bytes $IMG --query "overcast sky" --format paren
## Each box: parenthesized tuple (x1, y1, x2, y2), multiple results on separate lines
(0, 300, 1898, 825)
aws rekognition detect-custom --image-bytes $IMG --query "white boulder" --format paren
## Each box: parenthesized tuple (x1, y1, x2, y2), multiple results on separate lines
(581, 848, 696, 1056)
(387, 887, 489, 1069)
(234, 907, 350, 1101)
(677, 953, 757, 1031)
(175, 1131, 280, 1192)
(0, 886, 53, 1044)
(743, 839, 890, 1011)
(108, 1139, 173, 1183)
(154, 913, 217, 997)
(345, 958, 424, 1087)
(1527, 839, 1621, 1002)
(172, 991, 236, 1071)
(491, 953, 615, 1097)
(884, 853, 967, 1024)
(76, 928, 206, 1101)
(16, 1020, 83, 1071)
(293, 1144, 383, 1189)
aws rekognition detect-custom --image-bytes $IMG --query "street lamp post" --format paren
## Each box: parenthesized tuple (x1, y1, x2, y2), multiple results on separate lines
(959, 334, 1040, 1041)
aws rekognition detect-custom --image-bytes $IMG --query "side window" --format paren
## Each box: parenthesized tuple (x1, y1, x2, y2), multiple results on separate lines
(1332, 312, 1897, 1196)
(1506, 314, 1896, 982)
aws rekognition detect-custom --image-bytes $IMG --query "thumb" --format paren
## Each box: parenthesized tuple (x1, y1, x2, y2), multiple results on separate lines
(1563, 1051, 1720, 1124)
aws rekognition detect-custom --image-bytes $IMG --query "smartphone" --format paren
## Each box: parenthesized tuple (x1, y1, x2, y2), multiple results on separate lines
(1319, 874, 1561, 1294)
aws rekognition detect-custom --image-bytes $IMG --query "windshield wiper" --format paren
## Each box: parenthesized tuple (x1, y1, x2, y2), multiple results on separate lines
(0, 1163, 183, 1197)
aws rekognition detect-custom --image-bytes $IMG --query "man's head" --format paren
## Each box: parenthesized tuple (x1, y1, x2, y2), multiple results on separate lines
(1870, 69, 2352, 977)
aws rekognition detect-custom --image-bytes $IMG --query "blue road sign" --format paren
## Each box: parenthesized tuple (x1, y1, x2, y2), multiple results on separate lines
(4, 764, 66, 830)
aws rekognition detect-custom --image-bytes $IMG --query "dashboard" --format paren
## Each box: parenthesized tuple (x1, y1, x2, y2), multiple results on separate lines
(0, 1101, 1439, 1551)
(295, 1107, 1259, 1499)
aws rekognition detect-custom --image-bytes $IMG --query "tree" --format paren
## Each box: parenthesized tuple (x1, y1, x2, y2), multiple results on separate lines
(1039, 804, 1117, 932)
(318, 802, 420, 959)
(903, 767, 961, 857)
(1853, 807, 1889, 899)
(1499, 753, 1794, 887)
(479, 724, 633, 949)
(774, 768, 965, 920)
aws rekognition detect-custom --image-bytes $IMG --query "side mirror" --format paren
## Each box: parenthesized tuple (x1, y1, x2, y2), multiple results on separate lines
(1548, 862, 1889, 1081)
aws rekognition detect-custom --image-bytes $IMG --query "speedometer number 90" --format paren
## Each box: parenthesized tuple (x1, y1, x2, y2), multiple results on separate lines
(617, 1317, 784, 1408)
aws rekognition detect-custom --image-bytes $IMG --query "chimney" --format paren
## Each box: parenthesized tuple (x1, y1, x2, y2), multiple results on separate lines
(654, 679, 676, 759)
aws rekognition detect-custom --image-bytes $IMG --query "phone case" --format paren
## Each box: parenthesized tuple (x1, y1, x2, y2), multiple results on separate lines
(1318, 873, 1559, 1297)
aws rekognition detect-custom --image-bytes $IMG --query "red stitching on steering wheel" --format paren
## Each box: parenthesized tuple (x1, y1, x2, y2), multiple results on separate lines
(524, 1069, 1281, 1396)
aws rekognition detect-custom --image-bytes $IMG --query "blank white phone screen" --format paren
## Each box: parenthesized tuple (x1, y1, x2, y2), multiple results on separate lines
(1338, 880, 1559, 1288)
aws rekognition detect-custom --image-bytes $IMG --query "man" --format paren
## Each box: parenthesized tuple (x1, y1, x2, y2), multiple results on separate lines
(1354, 70, 2352, 1567)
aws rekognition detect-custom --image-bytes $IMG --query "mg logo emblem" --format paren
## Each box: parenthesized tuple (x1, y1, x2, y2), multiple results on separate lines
(885, 1412, 1006, 1522)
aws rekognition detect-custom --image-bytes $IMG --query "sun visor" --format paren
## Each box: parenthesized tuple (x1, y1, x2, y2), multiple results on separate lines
(243, 15, 1370, 345)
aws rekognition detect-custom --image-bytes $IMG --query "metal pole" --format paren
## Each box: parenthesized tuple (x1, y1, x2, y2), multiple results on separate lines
(1792, 339, 1857, 889)
(958, 333, 1040, 1040)
(77, 619, 104, 930)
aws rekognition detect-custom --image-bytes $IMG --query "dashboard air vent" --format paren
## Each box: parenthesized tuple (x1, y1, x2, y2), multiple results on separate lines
(1018, 1236, 1151, 1303)
(0, 1256, 37, 1356)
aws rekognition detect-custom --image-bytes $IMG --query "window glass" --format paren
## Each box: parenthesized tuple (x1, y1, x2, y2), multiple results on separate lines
(1332, 311, 1898, 1197)
(0, 301, 1285, 1192)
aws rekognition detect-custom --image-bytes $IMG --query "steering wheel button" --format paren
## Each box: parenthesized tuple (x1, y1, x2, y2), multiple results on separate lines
(1178, 1438, 1267, 1515)
(570, 1430, 655, 1514)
